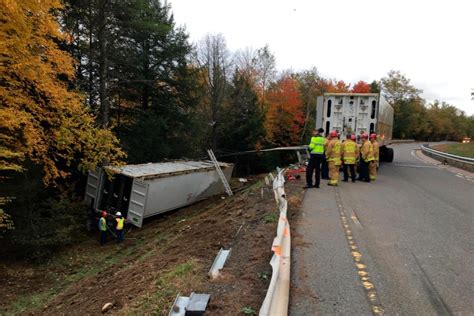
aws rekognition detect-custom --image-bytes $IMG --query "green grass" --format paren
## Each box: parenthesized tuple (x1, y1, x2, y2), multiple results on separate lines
(125, 259, 201, 315)
(262, 213, 278, 223)
(3, 238, 148, 315)
(241, 306, 257, 315)
(433, 142, 474, 158)
(4, 289, 58, 316)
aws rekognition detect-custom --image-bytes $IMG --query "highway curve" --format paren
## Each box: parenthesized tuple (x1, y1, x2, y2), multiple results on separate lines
(290, 142, 474, 315)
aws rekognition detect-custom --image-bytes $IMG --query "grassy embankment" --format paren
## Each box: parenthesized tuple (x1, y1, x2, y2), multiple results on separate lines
(432, 142, 474, 158)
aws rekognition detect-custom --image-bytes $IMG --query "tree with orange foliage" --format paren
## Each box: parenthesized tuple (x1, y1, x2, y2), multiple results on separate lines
(265, 75, 305, 146)
(326, 80, 351, 93)
(0, 0, 124, 184)
(352, 80, 372, 93)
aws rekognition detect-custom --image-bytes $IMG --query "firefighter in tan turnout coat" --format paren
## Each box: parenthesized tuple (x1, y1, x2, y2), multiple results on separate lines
(325, 130, 342, 186)
(342, 134, 359, 182)
(369, 133, 379, 180)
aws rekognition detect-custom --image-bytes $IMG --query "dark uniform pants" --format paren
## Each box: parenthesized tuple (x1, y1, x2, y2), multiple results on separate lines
(321, 155, 329, 179)
(343, 163, 356, 182)
(358, 160, 370, 181)
(306, 154, 324, 187)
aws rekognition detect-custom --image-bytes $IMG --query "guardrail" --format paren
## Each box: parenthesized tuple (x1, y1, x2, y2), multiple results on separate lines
(391, 139, 415, 144)
(259, 168, 291, 316)
(420, 144, 474, 172)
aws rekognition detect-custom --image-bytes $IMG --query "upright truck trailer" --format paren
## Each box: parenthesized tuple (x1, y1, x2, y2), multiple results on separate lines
(316, 93, 394, 162)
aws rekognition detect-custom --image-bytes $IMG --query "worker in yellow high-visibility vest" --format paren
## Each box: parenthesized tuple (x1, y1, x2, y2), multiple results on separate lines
(115, 212, 125, 243)
(325, 130, 342, 186)
(305, 128, 325, 188)
(342, 134, 359, 182)
(369, 133, 379, 180)
(98, 211, 108, 245)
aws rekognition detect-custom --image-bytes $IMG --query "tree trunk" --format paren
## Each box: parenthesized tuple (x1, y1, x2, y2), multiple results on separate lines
(88, 0, 94, 108)
(98, 1, 109, 128)
(142, 41, 150, 110)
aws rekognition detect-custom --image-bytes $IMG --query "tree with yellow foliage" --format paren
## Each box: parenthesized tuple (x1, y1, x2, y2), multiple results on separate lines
(0, 0, 124, 184)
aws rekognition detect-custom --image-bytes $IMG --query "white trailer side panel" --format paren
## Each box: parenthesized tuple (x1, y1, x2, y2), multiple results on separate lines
(142, 167, 233, 218)
(376, 94, 394, 145)
(315, 96, 324, 130)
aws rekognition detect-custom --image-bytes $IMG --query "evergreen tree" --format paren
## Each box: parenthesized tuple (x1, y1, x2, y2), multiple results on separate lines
(219, 71, 265, 151)
(62, 0, 200, 161)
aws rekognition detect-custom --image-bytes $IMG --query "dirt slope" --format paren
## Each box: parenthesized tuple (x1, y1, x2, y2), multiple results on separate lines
(1, 173, 305, 315)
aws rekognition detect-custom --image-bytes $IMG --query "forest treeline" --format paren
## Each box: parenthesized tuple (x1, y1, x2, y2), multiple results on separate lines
(1, 0, 473, 259)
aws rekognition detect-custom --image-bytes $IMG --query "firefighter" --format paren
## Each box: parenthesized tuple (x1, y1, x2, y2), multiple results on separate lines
(98, 211, 108, 245)
(369, 133, 380, 180)
(115, 212, 125, 243)
(326, 130, 342, 186)
(358, 133, 374, 182)
(342, 134, 359, 182)
(305, 128, 325, 188)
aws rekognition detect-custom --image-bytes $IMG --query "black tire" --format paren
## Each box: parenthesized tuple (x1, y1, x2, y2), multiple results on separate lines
(385, 147, 394, 162)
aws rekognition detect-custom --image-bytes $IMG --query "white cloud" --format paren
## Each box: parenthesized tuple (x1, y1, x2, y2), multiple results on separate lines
(169, 0, 474, 115)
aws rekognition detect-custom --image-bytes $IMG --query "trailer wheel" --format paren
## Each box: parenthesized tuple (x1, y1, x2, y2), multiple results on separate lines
(380, 146, 394, 162)
(385, 147, 394, 162)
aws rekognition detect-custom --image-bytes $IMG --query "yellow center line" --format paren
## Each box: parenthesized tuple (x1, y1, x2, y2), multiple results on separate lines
(334, 187, 384, 315)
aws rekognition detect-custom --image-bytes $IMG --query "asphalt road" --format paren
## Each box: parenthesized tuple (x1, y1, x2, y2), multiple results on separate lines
(290, 143, 474, 315)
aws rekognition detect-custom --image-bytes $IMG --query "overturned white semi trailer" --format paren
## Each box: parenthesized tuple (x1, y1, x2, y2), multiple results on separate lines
(84, 161, 234, 227)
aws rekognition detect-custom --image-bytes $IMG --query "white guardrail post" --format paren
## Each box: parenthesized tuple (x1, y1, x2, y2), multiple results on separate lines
(259, 168, 291, 316)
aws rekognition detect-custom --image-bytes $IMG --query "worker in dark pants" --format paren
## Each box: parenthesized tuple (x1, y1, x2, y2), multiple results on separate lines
(357, 133, 374, 182)
(98, 211, 108, 245)
(115, 211, 125, 243)
(342, 134, 359, 182)
(305, 128, 325, 188)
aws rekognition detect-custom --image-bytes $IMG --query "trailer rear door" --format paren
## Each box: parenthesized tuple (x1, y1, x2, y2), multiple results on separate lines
(84, 168, 103, 210)
(127, 179, 148, 227)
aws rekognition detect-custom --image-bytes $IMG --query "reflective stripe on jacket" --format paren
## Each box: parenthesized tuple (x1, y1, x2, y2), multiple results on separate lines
(309, 136, 325, 154)
(361, 140, 375, 162)
(342, 140, 358, 164)
(326, 139, 342, 166)
(116, 218, 124, 230)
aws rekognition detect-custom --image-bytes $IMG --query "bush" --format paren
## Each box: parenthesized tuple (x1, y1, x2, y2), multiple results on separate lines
(1, 195, 89, 261)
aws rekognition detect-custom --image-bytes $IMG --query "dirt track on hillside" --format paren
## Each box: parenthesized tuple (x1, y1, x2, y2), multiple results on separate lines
(1, 173, 305, 315)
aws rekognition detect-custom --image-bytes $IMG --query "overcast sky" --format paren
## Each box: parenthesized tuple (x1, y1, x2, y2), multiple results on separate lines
(168, 0, 474, 115)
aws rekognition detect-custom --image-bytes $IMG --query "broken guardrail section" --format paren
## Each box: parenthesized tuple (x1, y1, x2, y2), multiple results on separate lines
(208, 248, 232, 279)
(169, 292, 210, 316)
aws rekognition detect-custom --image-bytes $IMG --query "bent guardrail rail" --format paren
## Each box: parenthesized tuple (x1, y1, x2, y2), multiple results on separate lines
(420, 144, 474, 172)
(259, 168, 291, 316)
